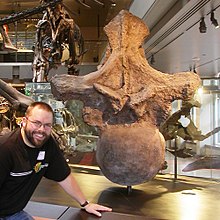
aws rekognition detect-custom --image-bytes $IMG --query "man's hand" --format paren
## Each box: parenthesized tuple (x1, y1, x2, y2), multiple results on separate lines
(84, 203, 112, 217)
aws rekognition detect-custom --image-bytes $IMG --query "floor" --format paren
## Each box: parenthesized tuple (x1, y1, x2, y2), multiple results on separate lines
(27, 163, 220, 220)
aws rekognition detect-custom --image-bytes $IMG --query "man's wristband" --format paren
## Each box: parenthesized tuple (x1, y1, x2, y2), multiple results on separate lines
(80, 200, 89, 208)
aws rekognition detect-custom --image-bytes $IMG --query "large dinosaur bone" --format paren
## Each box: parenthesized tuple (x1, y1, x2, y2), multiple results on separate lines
(51, 10, 200, 128)
(51, 10, 200, 185)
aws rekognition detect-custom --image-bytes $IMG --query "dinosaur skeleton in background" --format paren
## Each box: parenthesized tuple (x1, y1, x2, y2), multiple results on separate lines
(159, 99, 220, 159)
(0, 0, 105, 82)
(0, 79, 33, 133)
(53, 107, 79, 153)
(33, 0, 86, 82)
(0, 0, 62, 52)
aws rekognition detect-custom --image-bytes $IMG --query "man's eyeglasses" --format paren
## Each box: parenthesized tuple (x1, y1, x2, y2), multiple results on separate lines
(26, 117, 52, 130)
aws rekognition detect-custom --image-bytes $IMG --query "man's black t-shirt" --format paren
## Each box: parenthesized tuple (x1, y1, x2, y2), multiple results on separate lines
(0, 128, 71, 217)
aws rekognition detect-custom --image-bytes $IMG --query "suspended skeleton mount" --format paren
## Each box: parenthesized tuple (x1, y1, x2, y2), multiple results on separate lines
(51, 10, 201, 186)
(32, 0, 85, 82)
(0, 0, 85, 82)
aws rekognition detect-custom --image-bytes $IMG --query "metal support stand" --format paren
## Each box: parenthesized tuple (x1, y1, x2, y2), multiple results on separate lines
(127, 185, 132, 195)
(174, 137, 178, 180)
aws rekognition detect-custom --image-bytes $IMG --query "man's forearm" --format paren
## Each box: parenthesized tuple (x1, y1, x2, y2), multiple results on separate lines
(58, 173, 87, 206)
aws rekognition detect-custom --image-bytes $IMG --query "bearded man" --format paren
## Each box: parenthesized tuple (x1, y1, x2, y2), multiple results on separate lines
(0, 102, 111, 219)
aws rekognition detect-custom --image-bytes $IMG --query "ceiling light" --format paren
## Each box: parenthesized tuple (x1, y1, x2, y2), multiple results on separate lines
(199, 17, 207, 33)
(111, 1, 116, 7)
(150, 54, 155, 65)
(210, 11, 219, 29)
(193, 67, 197, 74)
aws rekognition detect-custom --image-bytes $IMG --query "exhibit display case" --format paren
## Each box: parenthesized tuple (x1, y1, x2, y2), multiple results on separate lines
(164, 78, 220, 181)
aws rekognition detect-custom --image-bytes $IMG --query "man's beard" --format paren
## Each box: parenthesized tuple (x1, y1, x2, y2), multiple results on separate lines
(24, 128, 50, 148)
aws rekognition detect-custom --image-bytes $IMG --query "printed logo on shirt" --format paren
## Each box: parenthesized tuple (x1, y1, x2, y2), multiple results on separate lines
(34, 162, 49, 173)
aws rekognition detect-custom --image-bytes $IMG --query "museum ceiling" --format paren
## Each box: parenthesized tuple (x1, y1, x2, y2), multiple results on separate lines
(141, 0, 220, 79)
(0, 0, 133, 27)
